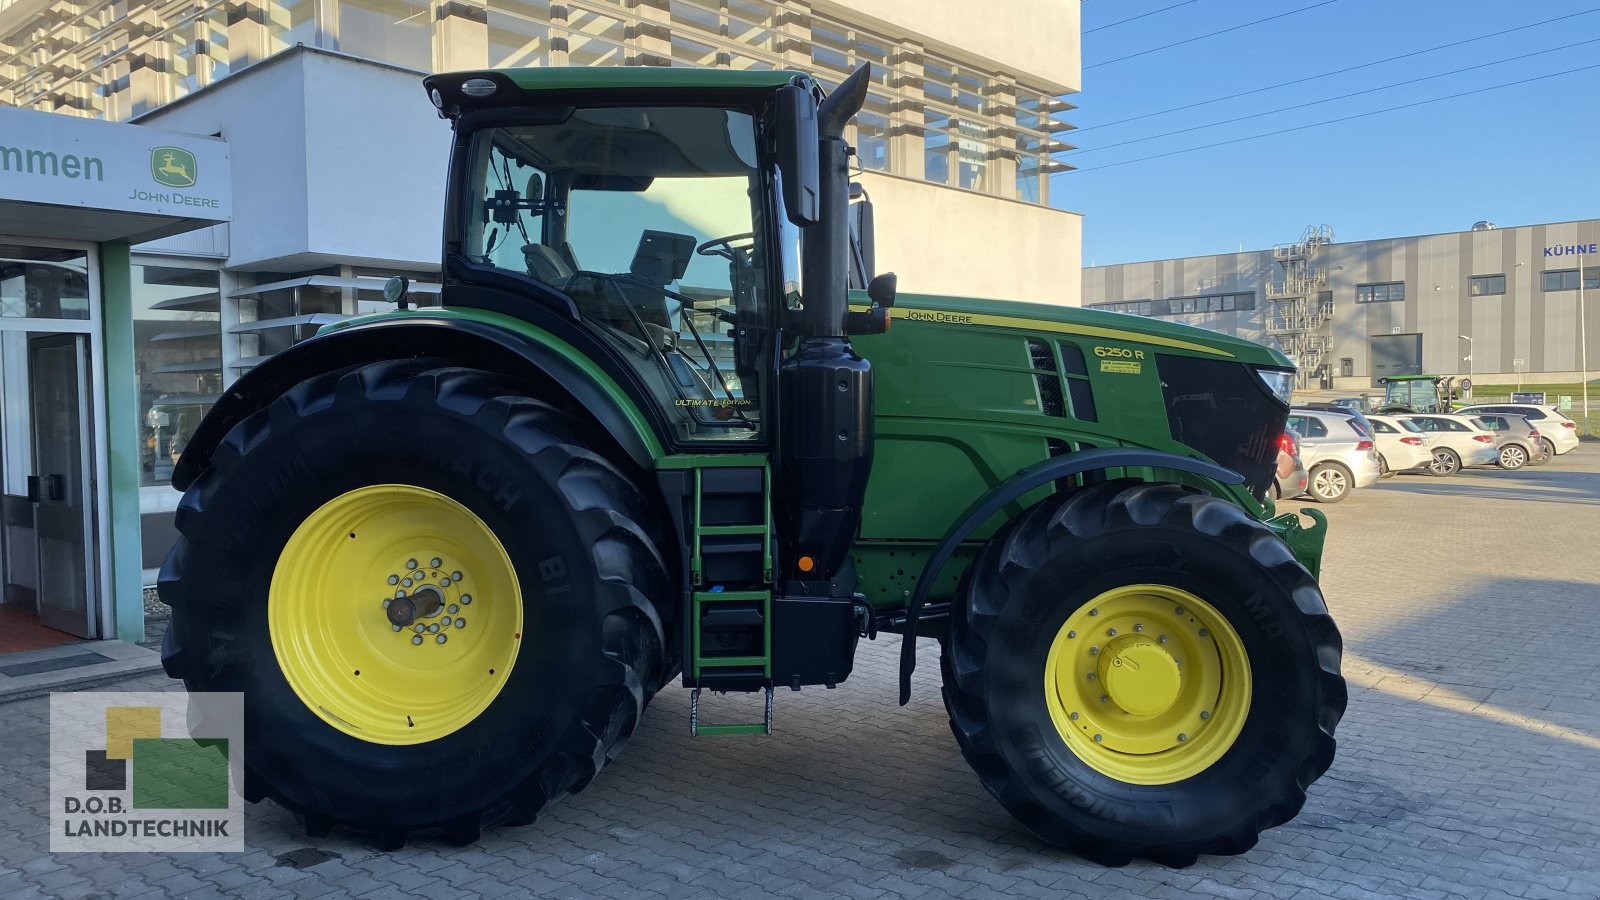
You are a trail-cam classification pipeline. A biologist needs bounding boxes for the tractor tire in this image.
[942,479,1345,867]
[160,361,672,847]
[1429,447,1461,477]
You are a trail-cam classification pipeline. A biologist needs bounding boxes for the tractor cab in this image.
[1377,374,1455,413]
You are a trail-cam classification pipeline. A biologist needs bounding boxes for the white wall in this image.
[826,0,1081,93]
[137,49,450,271]
[860,171,1082,306]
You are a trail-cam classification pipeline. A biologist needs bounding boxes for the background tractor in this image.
[159,64,1345,866]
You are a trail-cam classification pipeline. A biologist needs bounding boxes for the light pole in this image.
[1459,335,1472,401]
[1581,247,1590,438]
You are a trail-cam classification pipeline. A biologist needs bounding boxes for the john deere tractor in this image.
[160,64,1345,865]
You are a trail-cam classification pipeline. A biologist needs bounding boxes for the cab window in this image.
[461,107,770,442]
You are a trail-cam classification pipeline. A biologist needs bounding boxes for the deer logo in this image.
[149,147,197,188]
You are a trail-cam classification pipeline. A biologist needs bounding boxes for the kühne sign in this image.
[0,106,230,222]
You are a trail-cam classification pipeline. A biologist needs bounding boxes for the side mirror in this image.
[776,85,819,227]
[848,182,875,289]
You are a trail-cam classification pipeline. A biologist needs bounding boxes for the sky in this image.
[1056,0,1600,266]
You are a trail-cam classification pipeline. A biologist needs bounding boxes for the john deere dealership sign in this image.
[0,106,230,221]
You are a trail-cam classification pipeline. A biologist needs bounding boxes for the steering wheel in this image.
[695,233,755,262]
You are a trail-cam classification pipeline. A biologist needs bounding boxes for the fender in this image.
[172,312,663,492]
[895,446,1244,704]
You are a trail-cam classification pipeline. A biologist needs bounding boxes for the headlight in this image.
[1254,367,1295,407]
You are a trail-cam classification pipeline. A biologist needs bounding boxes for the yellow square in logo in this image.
[105,707,161,760]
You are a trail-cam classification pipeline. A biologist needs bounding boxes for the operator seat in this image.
[522,243,575,285]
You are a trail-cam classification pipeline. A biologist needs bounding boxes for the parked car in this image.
[1452,403,1580,457]
[1469,413,1549,469]
[1399,414,1501,475]
[1299,401,1376,442]
[1275,429,1309,500]
[1286,408,1381,502]
[1326,396,1378,415]
[1366,414,1434,476]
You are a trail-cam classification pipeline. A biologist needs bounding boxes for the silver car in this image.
[1469,413,1549,469]
[1286,408,1382,503]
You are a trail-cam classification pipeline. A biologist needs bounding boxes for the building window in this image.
[1144,292,1255,315]
[924,112,952,185]
[1356,282,1405,303]
[1469,274,1506,296]
[339,0,433,71]
[1542,267,1600,292]
[132,261,222,486]
[0,244,91,319]
[1087,300,1152,316]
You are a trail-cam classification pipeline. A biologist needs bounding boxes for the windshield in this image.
[460,107,770,442]
[1384,379,1442,412]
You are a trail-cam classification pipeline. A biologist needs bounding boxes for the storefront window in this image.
[0,245,91,319]
[132,262,221,486]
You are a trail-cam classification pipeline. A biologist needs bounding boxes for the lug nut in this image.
[395,589,406,599]
[440,577,451,587]
[392,624,402,632]
[414,623,425,633]
[461,594,472,605]
[1198,628,1209,638]
[1107,628,1117,637]
[436,634,448,644]
[455,618,466,628]
[1174,607,1184,615]
[431,557,443,568]
[452,571,463,581]
[388,575,399,585]
[1158,635,1169,644]
[440,618,450,629]
[1200,711,1211,720]
[402,578,413,588]
[1177,733,1188,742]
[449,604,460,614]
[1066,630,1076,639]
[1093,734,1103,742]
[428,624,439,633]
[382,599,391,608]
[1133,624,1144,632]
[1086,672,1096,680]
[406,559,418,570]
[1089,609,1099,617]
[1100,694,1109,703]
[1089,646,1100,655]
[1069,712,1079,721]
[412,635,423,645]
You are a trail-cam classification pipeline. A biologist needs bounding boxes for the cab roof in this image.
[477,66,804,93]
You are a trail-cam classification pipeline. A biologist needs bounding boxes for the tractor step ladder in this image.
[680,454,775,735]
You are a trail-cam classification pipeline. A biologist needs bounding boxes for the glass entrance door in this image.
[29,333,97,638]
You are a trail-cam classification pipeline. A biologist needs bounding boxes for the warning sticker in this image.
[1100,360,1142,375]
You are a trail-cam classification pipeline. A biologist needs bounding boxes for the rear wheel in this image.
[1498,443,1528,470]
[1307,463,1351,503]
[942,480,1345,866]
[1429,447,1461,476]
[160,362,672,847]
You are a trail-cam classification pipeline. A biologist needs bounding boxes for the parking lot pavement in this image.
[4,454,1600,899]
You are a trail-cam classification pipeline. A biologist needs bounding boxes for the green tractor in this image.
[159,64,1345,865]
[1375,373,1463,414]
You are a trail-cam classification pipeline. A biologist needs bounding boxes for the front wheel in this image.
[1498,443,1528,470]
[1377,454,1393,479]
[1539,437,1557,460]
[160,363,672,847]
[1429,447,1461,476]
[942,480,1345,866]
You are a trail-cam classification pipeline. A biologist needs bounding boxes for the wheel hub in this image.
[1043,584,1252,784]
[270,485,522,745]
[1099,638,1182,717]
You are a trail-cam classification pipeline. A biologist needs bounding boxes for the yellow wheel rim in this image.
[269,485,523,745]
[1042,584,1251,784]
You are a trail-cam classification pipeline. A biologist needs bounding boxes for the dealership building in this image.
[1083,219,1600,390]
[0,1,1082,658]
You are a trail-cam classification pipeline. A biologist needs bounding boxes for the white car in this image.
[1400,414,1501,476]
[1452,404,1580,457]
[1366,414,1434,476]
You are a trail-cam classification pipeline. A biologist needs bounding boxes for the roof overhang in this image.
[0,106,230,244]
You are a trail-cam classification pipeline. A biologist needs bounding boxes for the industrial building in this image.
[0,1,1082,653]
[1083,219,1600,390]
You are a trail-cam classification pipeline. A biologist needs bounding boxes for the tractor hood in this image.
[852,290,1293,369]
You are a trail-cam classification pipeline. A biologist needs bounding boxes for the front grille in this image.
[1155,354,1286,498]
